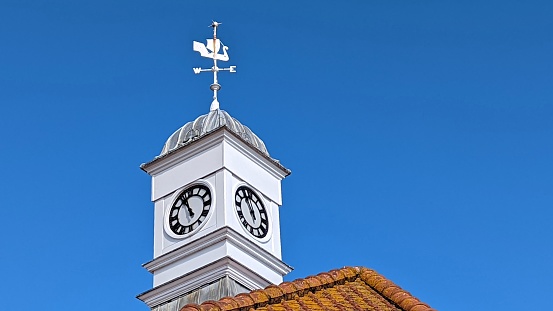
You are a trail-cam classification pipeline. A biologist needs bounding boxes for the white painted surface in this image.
[152,144,223,201]
[223,139,283,205]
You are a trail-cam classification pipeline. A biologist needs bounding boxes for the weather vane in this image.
[193,21,237,111]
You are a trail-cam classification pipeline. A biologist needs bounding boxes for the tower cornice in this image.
[141,126,291,179]
[142,226,292,275]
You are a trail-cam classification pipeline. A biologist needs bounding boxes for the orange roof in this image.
[179,267,436,311]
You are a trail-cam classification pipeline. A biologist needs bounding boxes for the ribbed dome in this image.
[160,109,269,157]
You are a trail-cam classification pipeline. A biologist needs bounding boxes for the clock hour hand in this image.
[184,199,195,218]
[245,197,256,222]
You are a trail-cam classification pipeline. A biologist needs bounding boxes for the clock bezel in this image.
[164,180,215,239]
[233,183,272,242]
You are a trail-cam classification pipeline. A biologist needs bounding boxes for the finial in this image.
[192,21,236,111]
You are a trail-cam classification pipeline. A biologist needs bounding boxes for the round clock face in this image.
[235,186,269,238]
[167,184,212,236]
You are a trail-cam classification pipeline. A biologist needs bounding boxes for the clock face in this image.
[167,184,212,236]
[235,186,269,238]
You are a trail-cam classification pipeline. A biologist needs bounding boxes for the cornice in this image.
[141,126,291,178]
[143,226,292,276]
[137,257,274,308]
[140,127,226,176]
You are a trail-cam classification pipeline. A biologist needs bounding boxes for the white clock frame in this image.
[232,182,273,243]
[163,180,216,240]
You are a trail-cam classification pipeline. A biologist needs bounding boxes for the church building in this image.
[137,22,436,311]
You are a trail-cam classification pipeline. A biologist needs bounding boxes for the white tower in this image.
[137,22,292,311]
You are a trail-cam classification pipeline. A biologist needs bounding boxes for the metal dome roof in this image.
[160,109,269,157]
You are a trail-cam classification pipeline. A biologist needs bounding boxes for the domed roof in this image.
[159,109,269,157]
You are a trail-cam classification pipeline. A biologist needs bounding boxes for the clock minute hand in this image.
[245,197,256,222]
[184,199,195,218]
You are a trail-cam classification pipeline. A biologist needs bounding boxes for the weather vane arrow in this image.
[192,21,237,111]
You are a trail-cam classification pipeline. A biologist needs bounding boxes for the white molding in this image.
[143,226,291,276]
[137,257,275,308]
[142,128,290,179]
[142,129,225,176]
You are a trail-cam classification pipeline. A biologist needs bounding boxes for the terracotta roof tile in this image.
[279,282,298,300]
[179,267,436,311]
[235,292,255,309]
[217,297,239,310]
[250,289,270,307]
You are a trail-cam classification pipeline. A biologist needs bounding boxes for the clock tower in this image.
[137,22,292,311]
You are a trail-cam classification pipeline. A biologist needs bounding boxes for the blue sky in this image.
[1,1,552,310]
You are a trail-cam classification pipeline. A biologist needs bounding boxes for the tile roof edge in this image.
[178,266,437,311]
[357,267,437,311]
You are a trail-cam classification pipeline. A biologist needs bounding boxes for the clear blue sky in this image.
[1,1,552,310]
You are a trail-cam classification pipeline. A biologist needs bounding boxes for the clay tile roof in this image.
[179,267,436,311]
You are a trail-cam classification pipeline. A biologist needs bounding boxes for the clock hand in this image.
[184,198,195,218]
[245,197,256,222]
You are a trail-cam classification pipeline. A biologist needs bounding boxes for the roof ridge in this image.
[179,266,436,311]
[358,267,437,311]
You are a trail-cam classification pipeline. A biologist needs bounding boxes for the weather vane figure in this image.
[193,21,237,111]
